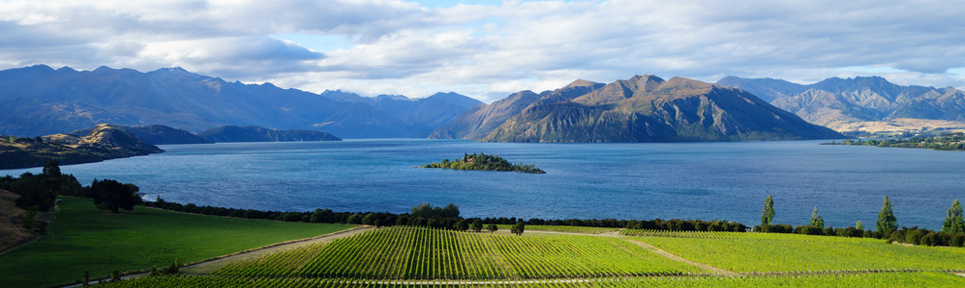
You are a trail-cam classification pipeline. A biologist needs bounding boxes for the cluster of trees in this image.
[0,161,84,212]
[421,153,546,174]
[756,195,965,247]
[0,161,142,215]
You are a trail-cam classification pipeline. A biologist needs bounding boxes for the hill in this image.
[466,75,841,143]
[0,124,163,169]
[0,65,480,139]
[70,124,212,145]
[428,80,604,140]
[717,76,965,134]
[197,126,341,142]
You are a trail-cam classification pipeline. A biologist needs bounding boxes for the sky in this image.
[1,0,964,103]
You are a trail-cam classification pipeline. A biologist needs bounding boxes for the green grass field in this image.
[633,232,965,273]
[0,197,354,288]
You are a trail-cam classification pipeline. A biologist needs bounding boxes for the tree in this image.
[511,221,525,236]
[454,219,469,231]
[471,219,483,232]
[43,160,61,178]
[362,213,377,225]
[91,179,141,213]
[761,195,775,228]
[877,196,898,235]
[346,214,362,224]
[311,208,335,223]
[486,223,498,233]
[943,199,964,234]
[856,220,864,231]
[808,207,824,229]
[441,203,460,218]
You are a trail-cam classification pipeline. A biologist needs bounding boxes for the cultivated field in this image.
[98,226,965,288]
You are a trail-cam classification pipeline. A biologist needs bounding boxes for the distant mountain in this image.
[428,80,605,140]
[716,76,808,102]
[320,91,483,137]
[197,126,341,142]
[432,76,841,143]
[1,124,162,169]
[717,76,965,132]
[70,124,212,145]
[478,75,842,142]
[0,65,480,138]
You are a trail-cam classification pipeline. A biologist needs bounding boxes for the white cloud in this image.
[0,0,964,102]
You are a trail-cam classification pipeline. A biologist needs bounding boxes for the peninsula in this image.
[826,133,965,151]
[0,124,163,169]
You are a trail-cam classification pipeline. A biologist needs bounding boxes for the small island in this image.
[823,133,965,151]
[421,153,546,174]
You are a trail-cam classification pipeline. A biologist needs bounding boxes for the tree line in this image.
[756,195,965,247]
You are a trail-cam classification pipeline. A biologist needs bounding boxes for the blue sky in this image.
[1,0,963,103]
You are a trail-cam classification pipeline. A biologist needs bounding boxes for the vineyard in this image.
[88,225,965,288]
[635,233,965,272]
[102,272,965,287]
[214,226,702,280]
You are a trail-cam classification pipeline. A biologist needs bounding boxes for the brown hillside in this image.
[0,190,33,253]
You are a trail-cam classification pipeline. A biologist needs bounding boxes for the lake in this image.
[3,139,963,230]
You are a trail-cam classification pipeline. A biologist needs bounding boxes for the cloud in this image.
[0,0,964,102]
[98,41,145,58]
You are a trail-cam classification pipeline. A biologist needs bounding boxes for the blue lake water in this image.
[3,139,963,230]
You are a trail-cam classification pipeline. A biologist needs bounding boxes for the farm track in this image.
[623,239,737,277]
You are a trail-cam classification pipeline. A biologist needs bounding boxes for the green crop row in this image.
[101,272,965,288]
[216,226,701,280]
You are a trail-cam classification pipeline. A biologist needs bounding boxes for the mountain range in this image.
[717,76,965,133]
[0,65,482,139]
[431,76,843,142]
[197,126,341,143]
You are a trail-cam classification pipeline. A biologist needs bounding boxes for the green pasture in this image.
[0,197,354,288]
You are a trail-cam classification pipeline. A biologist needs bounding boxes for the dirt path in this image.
[624,238,737,277]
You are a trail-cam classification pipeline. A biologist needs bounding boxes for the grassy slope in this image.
[635,233,965,272]
[0,197,354,288]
